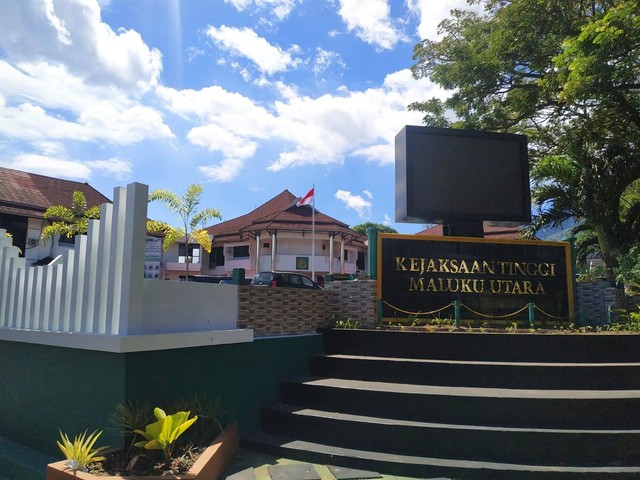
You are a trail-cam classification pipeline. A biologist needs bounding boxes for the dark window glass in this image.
[233,245,250,258]
[208,246,225,268]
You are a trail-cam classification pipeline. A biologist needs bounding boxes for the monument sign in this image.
[378,234,573,322]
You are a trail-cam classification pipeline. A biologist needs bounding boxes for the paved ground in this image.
[225,447,450,480]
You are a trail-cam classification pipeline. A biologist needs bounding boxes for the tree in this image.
[148,184,221,281]
[351,222,398,235]
[40,191,101,245]
[410,0,640,278]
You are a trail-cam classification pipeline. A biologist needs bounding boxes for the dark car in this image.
[178,275,226,283]
[250,272,324,290]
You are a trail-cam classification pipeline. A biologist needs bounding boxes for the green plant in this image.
[166,393,224,446]
[333,317,361,329]
[134,407,198,462]
[148,184,221,281]
[430,317,454,328]
[41,191,101,245]
[506,322,519,333]
[57,430,108,473]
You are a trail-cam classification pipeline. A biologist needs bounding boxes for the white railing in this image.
[0,182,251,352]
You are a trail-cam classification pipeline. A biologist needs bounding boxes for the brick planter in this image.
[46,422,239,480]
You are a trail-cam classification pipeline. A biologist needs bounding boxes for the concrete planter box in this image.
[46,423,239,480]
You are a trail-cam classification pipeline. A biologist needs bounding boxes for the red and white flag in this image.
[296,187,314,207]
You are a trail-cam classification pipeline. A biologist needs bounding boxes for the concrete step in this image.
[243,431,640,480]
[320,328,640,363]
[280,377,640,429]
[310,354,640,389]
[260,403,640,466]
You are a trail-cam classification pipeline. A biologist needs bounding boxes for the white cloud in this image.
[335,190,372,219]
[86,158,133,180]
[157,66,444,180]
[0,0,162,93]
[268,68,444,170]
[406,0,484,40]
[0,2,173,149]
[313,48,346,76]
[1,145,132,181]
[383,213,391,226]
[0,94,173,145]
[2,154,92,180]
[363,189,373,199]
[206,25,299,75]
[188,124,259,182]
[224,0,300,20]
[336,0,408,50]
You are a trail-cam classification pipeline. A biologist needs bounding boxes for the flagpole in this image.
[311,183,315,281]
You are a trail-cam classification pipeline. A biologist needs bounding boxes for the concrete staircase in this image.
[244,329,640,479]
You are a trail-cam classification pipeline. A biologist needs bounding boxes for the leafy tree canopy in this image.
[410,0,640,278]
[40,191,101,245]
[351,222,398,235]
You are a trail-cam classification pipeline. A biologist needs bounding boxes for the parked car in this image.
[251,272,324,290]
[178,275,226,283]
[218,277,252,285]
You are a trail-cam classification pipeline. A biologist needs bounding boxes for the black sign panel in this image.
[378,234,573,322]
[395,126,531,224]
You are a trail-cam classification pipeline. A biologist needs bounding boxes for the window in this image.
[208,246,224,268]
[357,251,365,271]
[57,235,76,245]
[178,244,200,264]
[233,245,250,258]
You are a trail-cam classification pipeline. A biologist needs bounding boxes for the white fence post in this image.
[110,182,147,335]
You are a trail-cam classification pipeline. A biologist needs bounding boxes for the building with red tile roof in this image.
[161,189,366,281]
[0,166,110,264]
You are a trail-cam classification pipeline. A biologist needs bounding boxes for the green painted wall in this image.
[0,334,323,457]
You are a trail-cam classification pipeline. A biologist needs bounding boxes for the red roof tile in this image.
[416,224,528,239]
[206,190,365,246]
[0,166,111,219]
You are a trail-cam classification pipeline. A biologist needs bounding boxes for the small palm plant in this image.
[57,430,108,473]
[134,407,198,465]
[148,184,221,281]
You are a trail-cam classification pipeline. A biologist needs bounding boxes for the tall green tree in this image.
[410,0,640,278]
[148,184,221,281]
[40,191,101,245]
[351,222,398,235]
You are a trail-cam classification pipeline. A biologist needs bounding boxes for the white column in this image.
[271,232,277,271]
[255,232,260,274]
[329,233,334,274]
[96,203,113,334]
[82,219,101,333]
[0,242,20,328]
[113,182,148,335]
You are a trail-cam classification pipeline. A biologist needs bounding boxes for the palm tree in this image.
[148,184,221,281]
[40,191,101,245]
[522,137,640,279]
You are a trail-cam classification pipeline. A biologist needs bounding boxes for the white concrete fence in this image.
[0,182,251,352]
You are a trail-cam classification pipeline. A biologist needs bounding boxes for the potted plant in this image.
[46,398,238,480]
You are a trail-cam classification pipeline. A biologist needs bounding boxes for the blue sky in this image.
[0,0,477,234]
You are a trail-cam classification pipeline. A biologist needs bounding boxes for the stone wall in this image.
[576,281,630,324]
[238,286,332,336]
[239,280,637,332]
[238,280,378,336]
[325,280,377,329]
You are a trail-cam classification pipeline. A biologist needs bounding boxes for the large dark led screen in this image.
[396,126,531,223]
